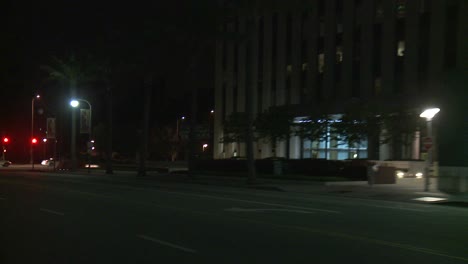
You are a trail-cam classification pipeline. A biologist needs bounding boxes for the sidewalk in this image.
[60,168,468,206]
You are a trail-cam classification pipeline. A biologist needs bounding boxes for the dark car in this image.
[2,160,12,167]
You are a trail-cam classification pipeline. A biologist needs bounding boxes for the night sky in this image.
[1,1,215,160]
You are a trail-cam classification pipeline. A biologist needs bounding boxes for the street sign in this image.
[423,137,433,150]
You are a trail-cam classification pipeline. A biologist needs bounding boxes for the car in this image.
[2,160,12,167]
[41,158,55,166]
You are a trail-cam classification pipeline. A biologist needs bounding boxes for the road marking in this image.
[39,208,65,216]
[136,234,197,253]
[225,207,314,214]
[159,191,341,214]
[365,204,431,212]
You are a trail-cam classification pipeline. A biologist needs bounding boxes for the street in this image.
[1,169,467,264]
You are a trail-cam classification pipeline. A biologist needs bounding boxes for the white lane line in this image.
[39,208,65,216]
[365,205,430,212]
[158,190,341,214]
[225,207,315,214]
[137,234,197,253]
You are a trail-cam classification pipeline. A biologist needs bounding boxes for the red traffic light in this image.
[2,137,8,143]
[31,138,38,144]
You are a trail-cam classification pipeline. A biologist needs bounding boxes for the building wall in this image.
[214,0,465,160]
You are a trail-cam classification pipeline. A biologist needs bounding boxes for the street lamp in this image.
[70,98,92,171]
[31,94,40,169]
[176,116,186,138]
[420,107,440,192]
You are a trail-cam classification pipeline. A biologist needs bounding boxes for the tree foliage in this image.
[222,112,250,144]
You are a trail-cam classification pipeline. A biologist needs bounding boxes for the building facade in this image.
[214,0,467,161]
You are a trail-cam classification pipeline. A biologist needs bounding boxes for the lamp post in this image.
[420,107,440,192]
[70,98,92,171]
[31,95,40,169]
[42,138,47,161]
[176,116,186,139]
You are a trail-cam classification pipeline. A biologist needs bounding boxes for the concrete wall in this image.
[438,167,468,194]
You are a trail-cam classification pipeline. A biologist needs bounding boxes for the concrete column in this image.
[214,38,224,159]
[323,0,336,100]
[341,0,355,100]
[251,18,259,117]
[381,0,396,96]
[360,0,375,99]
[290,13,302,104]
[379,129,391,160]
[276,13,287,106]
[427,1,446,94]
[404,0,420,96]
[412,130,420,160]
[237,18,246,112]
[262,13,273,111]
[289,135,301,159]
[226,22,235,115]
[306,3,319,104]
[277,141,287,158]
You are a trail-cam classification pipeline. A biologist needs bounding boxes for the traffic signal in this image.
[2,137,8,144]
[31,138,38,144]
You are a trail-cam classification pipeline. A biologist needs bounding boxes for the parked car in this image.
[2,160,12,167]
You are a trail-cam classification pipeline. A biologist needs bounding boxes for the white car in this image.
[41,158,55,166]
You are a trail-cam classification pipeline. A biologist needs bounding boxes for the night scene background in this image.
[1,1,468,263]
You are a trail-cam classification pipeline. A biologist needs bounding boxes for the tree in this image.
[255,106,294,157]
[41,54,95,170]
[294,115,331,158]
[222,112,250,145]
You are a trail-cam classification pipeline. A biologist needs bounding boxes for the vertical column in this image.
[289,135,301,159]
[381,0,396,96]
[404,0,420,96]
[290,13,302,104]
[427,1,446,94]
[306,3,319,104]
[341,0,355,100]
[260,13,273,157]
[214,39,224,159]
[237,18,246,112]
[262,13,273,111]
[226,23,235,115]
[412,130,420,160]
[360,0,375,99]
[323,0,336,100]
[276,13,287,106]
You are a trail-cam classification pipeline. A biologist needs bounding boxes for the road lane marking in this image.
[158,191,341,214]
[225,207,315,214]
[365,205,430,212]
[39,208,65,216]
[136,234,197,253]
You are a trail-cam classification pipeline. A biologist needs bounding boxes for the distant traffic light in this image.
[31,138,38,144]
[2,137,8,144]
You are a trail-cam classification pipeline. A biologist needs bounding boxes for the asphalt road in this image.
[1,170,467,264]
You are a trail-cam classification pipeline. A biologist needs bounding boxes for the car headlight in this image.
[396,171,405,178]
[415,172,423,178]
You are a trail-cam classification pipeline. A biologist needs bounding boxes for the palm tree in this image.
[41,54,93,171]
